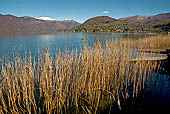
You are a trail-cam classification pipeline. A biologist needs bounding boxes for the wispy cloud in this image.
[103,11,110,14]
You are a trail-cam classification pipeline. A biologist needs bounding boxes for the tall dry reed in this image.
[0,36,167,114]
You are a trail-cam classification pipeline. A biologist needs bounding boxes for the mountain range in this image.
[0,14,80,36]
[69,13,170,33]
[0,13,170,37]
[119,13,170,23]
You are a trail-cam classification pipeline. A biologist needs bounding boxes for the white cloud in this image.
[103,11,110,14]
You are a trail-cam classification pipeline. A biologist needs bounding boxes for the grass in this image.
[0,35,170,114]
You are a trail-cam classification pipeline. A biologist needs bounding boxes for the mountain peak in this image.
[60,19,80,28]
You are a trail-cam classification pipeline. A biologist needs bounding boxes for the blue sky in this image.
[0,0,170,23]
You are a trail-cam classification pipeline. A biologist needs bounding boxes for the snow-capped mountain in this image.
[61,19,74,22]
[36,17,80,27]
[0,14,81,36]
[36,16,57,21]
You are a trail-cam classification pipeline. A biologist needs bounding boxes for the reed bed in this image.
[0,36,168,114]
[133,35,170,49]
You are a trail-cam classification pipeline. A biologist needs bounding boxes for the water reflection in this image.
[38,35,56,39]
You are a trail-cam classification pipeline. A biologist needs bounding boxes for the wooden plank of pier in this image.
[137,49,170,55]
[137,49,165,53]
[130,55,167,62]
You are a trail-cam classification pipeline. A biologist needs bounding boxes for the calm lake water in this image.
[0,32,155,58]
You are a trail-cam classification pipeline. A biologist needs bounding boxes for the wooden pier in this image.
[130,55,167,62]
[130,48,170,62]
[130,48,170,76]
[137,49,170,55]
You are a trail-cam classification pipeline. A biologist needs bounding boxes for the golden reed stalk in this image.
[0,35,169,114]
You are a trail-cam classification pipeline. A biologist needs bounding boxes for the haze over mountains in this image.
[0,12,170,36]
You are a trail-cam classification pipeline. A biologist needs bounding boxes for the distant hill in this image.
[145,13,170,23]
[0,14,80,36]
[119,13,170,23]
[82,16,117,26]
[60,19,80,28]
[119,15,151,23]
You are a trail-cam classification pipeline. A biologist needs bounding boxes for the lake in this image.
[0,32,155,58]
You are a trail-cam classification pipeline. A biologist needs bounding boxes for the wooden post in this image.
[167,49,170,62]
